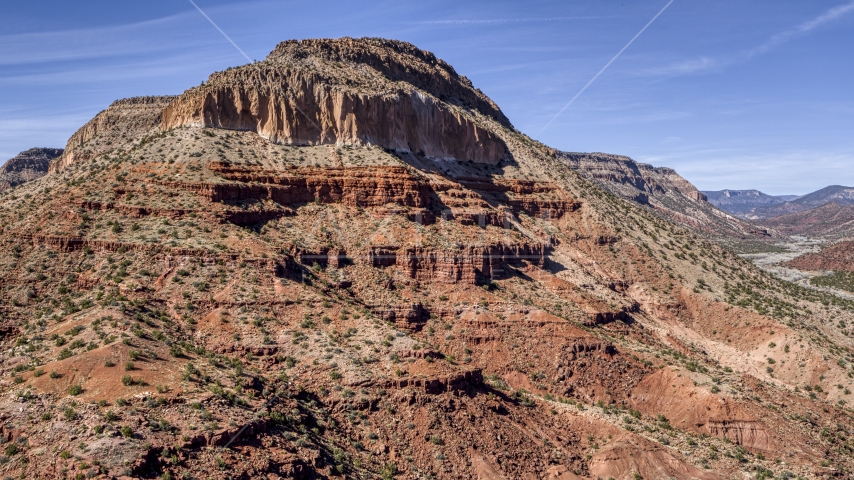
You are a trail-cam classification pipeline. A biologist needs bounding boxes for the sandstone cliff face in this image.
[0,147,62,192]
[50,96,176,172]
[162,38,507,164]
[268,38,510,127]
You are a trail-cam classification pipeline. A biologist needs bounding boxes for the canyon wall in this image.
[558,152,706,203]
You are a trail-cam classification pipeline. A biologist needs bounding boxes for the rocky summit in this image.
[1,38,854,479]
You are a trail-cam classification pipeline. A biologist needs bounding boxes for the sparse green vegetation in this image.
[812,271,854,293]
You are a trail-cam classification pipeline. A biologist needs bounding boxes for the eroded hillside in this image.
[0,38,853,480]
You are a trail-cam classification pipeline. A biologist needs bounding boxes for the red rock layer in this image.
[369,242,548,284]
[210,164,432,207]
[162,165,580,222]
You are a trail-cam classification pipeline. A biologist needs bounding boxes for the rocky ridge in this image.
[758,202,854,239]
[745,185,854,219]
[0,148,63,193]
[50,96,177,173]
[558,151,775,240]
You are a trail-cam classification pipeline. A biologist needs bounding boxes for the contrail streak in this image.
[187,0,253,63]
[538,0,675,135]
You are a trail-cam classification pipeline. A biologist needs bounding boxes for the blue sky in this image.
[1,1,852,195]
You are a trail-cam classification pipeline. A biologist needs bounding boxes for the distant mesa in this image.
[703,186,854,238]
[702,189,800,216]
[0,147,63,193]
[559,152,774,239]
[742,185,854,219]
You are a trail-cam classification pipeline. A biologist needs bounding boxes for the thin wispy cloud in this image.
[643,1,854,76]
[0,53,233,87]
[0,12,199,65]
[0,1,267,66]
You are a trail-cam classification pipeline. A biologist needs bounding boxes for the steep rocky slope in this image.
[703,189,800,216]
[0,148,63,193]
[746,185,854,219]
[1,38,853,479]
[558,152,774,241]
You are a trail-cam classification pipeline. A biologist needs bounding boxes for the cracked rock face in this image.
[162,38,508,164]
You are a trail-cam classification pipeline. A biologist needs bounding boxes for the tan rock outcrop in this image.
[162,38,507,164]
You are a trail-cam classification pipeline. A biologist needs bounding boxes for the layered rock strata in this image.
[557,151,776,239]
[369,242,548,284]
